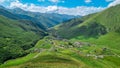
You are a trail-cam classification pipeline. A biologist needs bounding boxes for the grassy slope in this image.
[54,5,120,39]
[70,32,120,68]
[0,15,46,64]
[70,5,120,50]
[0,15,39,43]
[0,15,44,44]
[77,5,120,32]
[0,38,84,68]
[0,53,37,67]
[70,5,120,68]
[1,37,120,68]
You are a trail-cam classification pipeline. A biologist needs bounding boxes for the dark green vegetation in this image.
[0,7,47,64]
[0,4,120,68]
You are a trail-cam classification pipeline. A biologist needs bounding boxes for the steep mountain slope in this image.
[0,14,47,64]
[53,4,120,39]
[9,8,76,28]
[51,13,97,38]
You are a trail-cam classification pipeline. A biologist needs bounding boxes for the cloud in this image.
[0,0,5,3]
[10,0,28,9]
[56,6,105,16]
[9,0,105,16]
[108,0,120,7]
[10,0,58,13]
[85,0,92,3]
[48,0,65,3]
[0,0,16,3]
[49,0,59,3]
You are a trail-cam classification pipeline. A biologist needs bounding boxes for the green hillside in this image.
[51,14,97,38]
[53,4,120,39]
[0,15,46,64]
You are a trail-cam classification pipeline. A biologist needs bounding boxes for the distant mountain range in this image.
[0,5,77,28]
[9,8,76,28]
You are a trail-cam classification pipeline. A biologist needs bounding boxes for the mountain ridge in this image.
[9,8,77,28]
